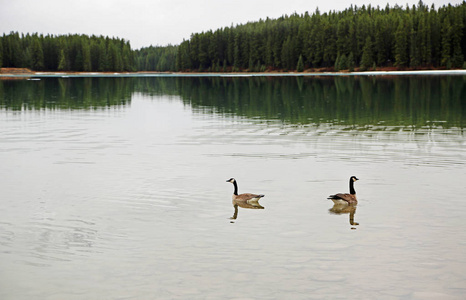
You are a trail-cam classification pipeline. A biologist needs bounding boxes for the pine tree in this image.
[233,32,241,71]
[58,49,67,70]
[82,40,92,71]
[394,18,409,68]
[0,39,3,68]
[31,38,44,70]
[281,36,292,70]
[297,54,304,72]
[265,32,274,67]
[334,55,340,71]
[429,7,441,66]
[409,18,421,68]
[122,42,133,71]
[347,52,355,71]
[441,16,453,68]
[90,39,100,71]
[248,56,254,71]
[338,53,347,71]
[419,14,432,66]
[8,32,24,67]
[74,50,83,71]
[360,37,374,71]
[98,40,108,71]
[451,9,464,68]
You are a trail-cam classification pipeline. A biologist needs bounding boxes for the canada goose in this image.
[327,176,359,205]
[226,178,264,203]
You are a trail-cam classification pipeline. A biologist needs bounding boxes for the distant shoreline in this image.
[1,68,465,78]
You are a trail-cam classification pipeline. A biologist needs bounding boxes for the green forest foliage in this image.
[134,45,177,71]
[175,2,466,71]
[0,33,135,72]
[1,1,465,72]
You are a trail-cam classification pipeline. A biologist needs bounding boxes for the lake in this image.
[1,75,465,299]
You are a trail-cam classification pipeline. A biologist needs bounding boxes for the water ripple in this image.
[179,121,465,168]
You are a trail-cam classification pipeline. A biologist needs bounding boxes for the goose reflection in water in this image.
[329,203,359,228]
[231,199,264,220]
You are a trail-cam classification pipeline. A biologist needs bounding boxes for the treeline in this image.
[134,45,177,71]
[176,1,466,71]
[0,33,135,71]
[0,31,180,72]
[1,1,465,72]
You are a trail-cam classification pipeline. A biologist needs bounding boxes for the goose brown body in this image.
[329,193,357,204]
[227,178,264,203]
[328,176,359,205]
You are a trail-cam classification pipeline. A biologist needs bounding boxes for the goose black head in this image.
[351,176,359,182]
[226,178,236,183]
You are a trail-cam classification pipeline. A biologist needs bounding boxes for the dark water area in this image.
[1,76,465,299]
[1,76,465,128]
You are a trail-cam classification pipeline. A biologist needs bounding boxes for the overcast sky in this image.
[0,0,463,49]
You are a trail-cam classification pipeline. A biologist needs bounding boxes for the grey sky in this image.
[0,0,462,49]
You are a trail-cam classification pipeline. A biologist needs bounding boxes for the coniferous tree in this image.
[347,52,355,71]
[451,8,464,68]
[265,30,274,67]
[82,39,92,71]
[58,49,67,71]
[410,18,421,68]
[122,41,133,71]
[281,36,292,70]
[297,54,304,72]
[394,18,409,68]
[23,48,32,69]
[75,50,83,71]
[360,37,374,71]
[338,53,348,71]
[0,39,3,68]
[8,33,24,67]
[31,37,44,70]
[98,40,108,71]
[90,39,100,71]
[429,6,442,66]
[441,15,453,68]
[419,13,431,66]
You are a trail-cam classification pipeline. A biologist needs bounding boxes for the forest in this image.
[0,1,465,72]
[0,34,134,72]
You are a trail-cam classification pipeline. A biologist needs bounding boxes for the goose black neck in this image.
[349,178,356,195]
[232,181,238,195]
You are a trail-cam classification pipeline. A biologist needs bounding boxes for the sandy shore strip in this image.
[1,69,465,78]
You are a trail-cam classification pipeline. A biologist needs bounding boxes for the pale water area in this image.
[0,76,465,299]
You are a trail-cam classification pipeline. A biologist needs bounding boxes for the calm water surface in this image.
[1,76,465,299]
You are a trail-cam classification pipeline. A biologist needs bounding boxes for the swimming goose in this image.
[327,176,359,205]
[226,178,264,203]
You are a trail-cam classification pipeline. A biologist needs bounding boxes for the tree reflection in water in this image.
[1,75,464,130]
